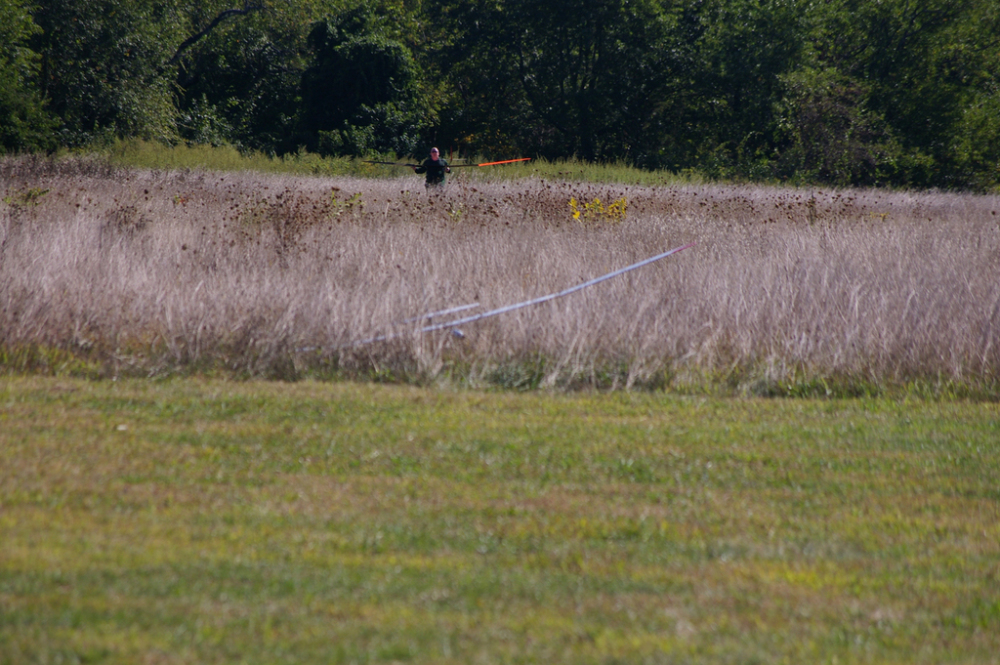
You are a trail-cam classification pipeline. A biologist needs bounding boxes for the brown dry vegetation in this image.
[2,155,999,393]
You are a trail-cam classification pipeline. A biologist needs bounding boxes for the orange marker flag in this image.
[477,157,532,166]
[450,158,532,168]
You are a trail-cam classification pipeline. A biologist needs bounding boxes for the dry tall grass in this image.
[2,156,998,393]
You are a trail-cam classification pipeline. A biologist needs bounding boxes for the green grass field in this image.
[2,376,998,664]
[95,139,701,186]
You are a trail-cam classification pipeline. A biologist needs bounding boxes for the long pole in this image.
[420,242,696,334]
[450,158,532,168]
[363,158,530,168]
[343,242,696,348]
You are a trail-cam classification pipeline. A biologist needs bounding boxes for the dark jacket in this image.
[415,158,449,186]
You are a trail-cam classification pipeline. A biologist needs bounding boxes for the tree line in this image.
[2,0,999,189]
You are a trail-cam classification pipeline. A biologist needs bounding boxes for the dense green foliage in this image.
[298,4,430,156]
[0,0,57,151]
[1,0,999,189]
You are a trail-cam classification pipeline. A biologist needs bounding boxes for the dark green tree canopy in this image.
[3,0,999,189]
[298,6,430,156]
[0,0,57,151]
[172,4,307,150]
[30,0,181,144]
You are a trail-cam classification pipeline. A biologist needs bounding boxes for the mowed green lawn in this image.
[1,377,998,664]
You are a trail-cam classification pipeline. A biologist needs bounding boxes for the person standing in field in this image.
[413,147,450,189]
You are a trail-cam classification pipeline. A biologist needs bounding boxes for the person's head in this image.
[430,147,440,160]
